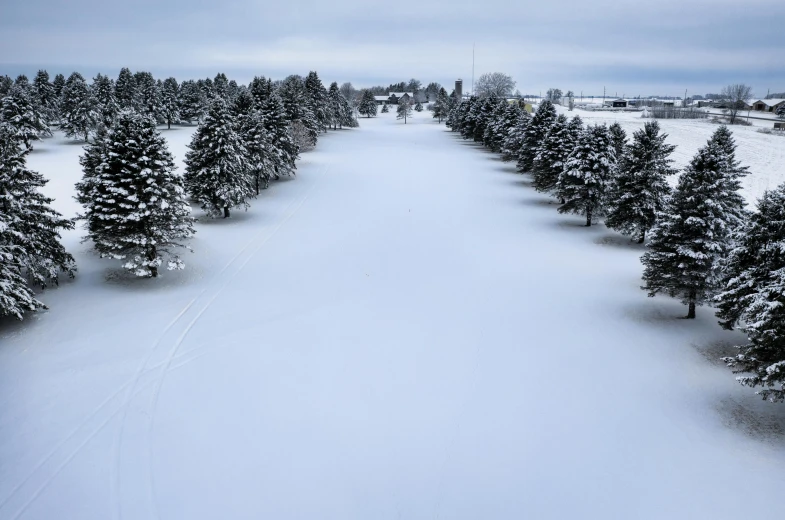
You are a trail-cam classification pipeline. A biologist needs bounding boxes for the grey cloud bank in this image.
[1,0,783,96]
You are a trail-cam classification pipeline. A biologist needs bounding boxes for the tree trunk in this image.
[148,246,158,278]
[637,229,645,244]
[223,207,230,218]
[168,120,171,130]
[585,208,592,227]
[686,290,696,319]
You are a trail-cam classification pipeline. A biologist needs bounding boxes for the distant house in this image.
[603,98,628,108]
[752,99,785,113]
[373,92,415,105]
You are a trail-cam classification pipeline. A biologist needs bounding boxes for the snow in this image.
[555,105,785,206]
[2,112,785,519]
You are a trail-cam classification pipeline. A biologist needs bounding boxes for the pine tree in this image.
[231,88,255,118]
[381,103,389,113]
[608,122,627,159]
[238,109,277,194]
[134,71,163,122]
[716,186,785,330]
[178,80,206,124]
[76,111,195,277]
[213,73,229,100]
[52,73,65,99]
[255,81,299,179]
[432,87,449,123]
[0,241,45,319]
[91,73,119,127]
[501,111,531,162]
[605,121,676,243]
[397,97,413,123]
[184,99,253,218]
[359,90,378,118]
[14,75,30,92]
[278,75,318,145]
[556,124,615,226]
[1,87,50,149]
[114,67,137,111]
[641,129,749,319]
[532,114,570,197]
[516,100,557,173]
[415,101,423,112]
[161,77,180,129]
[304,71,330,132]
[0,76,13,98]
[60,72,98,141]
[32,70,58,125]
[0,123,75,289]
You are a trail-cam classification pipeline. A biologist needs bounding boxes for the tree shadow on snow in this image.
[593,232,648,252]
[714,395,785,445]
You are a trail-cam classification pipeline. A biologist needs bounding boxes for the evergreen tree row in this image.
[444,98,785,402]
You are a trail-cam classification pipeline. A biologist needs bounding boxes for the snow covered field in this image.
[2,112,785,519]
[559,106,785,205]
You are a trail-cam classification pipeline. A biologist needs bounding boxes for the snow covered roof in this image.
[388,92,414,98]
[753,98,785,106]
[374,96,389,102]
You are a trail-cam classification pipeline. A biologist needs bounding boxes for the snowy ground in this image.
[557,105,785,206]
[1,112,785,520]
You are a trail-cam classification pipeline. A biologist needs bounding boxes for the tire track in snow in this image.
[0,171,323,520]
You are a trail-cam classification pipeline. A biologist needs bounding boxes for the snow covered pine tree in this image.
[556,124,615,226]
[397,97,413,123]
[516,100,557,173]
[76,111,195,277]
[0,123,75,295]
[605,121,676,243]
[359,90,378,118]
[184,99,254,218]
[641,126,748,318]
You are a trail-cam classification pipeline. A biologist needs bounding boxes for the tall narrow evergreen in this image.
[91,73,119,127]
[213,73,229,100]
[52,73,65,98]
[255,80,298,178]
[556,124,615,226]
[114,67,137,110]
[0,76,13,97]
[60,72,98,141]
[134,71,162,122]
[278,75,318,145]
[605,121,676,243]
[184,99,253,218]
[32,70,58,125]
[501,112,530,162]
[641,129,748,319]
[304,71,330,132]
[532,114,569,197]
[397,97,413,123]
[432,88,449,123]
[608,122,627,159]
[161,77,180,129]
[238,110,276,194]
[359,90,378,118]
[178,79,206,124]
[516,100,557,173]
[0,124,75,289]
[76,111,195,277]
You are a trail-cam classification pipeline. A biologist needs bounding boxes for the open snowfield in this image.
[557,105,785,205]
[2,112,785,519]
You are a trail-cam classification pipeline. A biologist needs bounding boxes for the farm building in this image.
[603,99,628,108]
[751,99,785,113]
[374,92,415,105]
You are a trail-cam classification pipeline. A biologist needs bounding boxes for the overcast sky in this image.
[1,0,783,97]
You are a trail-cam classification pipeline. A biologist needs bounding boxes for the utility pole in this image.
[471,43,475,96]
[603,86,606,105]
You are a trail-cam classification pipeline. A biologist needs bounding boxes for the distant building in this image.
[373,92,415,105]
[455,79,463,100]
[603,98,628,108]
[752,99,785,113]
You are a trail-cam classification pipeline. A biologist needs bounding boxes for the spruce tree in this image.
[161,77,180,129]
[114,67,137,111]
[213,73,229,100]
[0,241,45,319]
[501,112,531,162]
[608,122,627,159]
[359,90,378,118]
[641,129,749,319]
[14,75,30,91]
[76,111,195,277]
[556,124,615,226]
[716,186,785,330]
[59,72,98,141]
[415,101,423,112]
[432,88,449,123]
[52,73,65,99]
[238,109,276,194]
[184,99,253,218]
[605,121,676,243]
[255,81,298,179]
[278,75,318,145]
[178,80,206,124]
[0,124,75,289]
[304,71,330,132]
[516,100,557,173]
[722,266,785,402]
[134,71,163,122]
[381,103,389,113]
[92,73,119,128]
[1,87,50,149]
[397,97,413,123]
[532,114,570,197]
[32,70,57,125]
[0,76,13,98]
[327,82,344,129]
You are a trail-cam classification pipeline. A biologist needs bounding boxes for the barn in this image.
[752,99,785,113]
[603,99,628,108]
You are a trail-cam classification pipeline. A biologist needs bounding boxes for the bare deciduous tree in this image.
[720,84,752,124]
[475,72,516,98]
